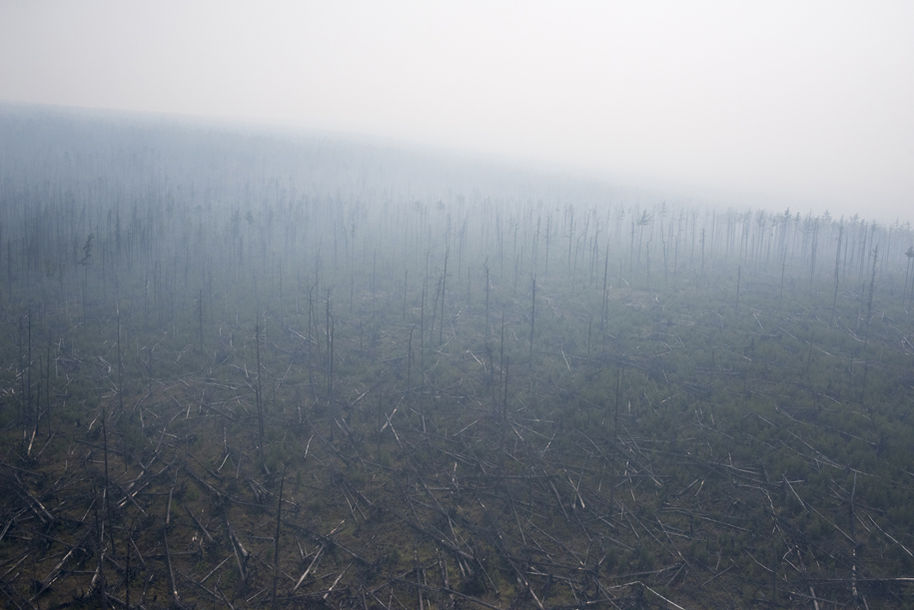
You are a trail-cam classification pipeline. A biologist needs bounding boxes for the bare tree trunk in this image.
[325,293,334,406]
[272,468,285,609]
[735,265,741,314]
[255,319,265,467]
[529,276,536,363]
[860,246,878,406]
[832,225,844,324]
[116,302,124,415]
[440,246,448,345]
[406,325,414,391]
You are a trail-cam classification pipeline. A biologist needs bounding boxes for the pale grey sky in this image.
[1,1,912,223]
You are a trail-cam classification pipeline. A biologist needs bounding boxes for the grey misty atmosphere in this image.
[1,3,913,609]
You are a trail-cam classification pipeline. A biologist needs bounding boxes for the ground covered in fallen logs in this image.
[2,109,914,608]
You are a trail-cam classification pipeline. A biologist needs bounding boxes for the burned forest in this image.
[2,108,914,608]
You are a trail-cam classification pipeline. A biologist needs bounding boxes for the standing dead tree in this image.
[255,319,265,468]
[529,276,536,363]
[832,224,844,325]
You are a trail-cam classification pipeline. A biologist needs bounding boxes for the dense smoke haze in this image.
[1,1,912,223]
[3,5,914,607]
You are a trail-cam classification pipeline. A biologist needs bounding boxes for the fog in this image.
[1,1,912,223]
